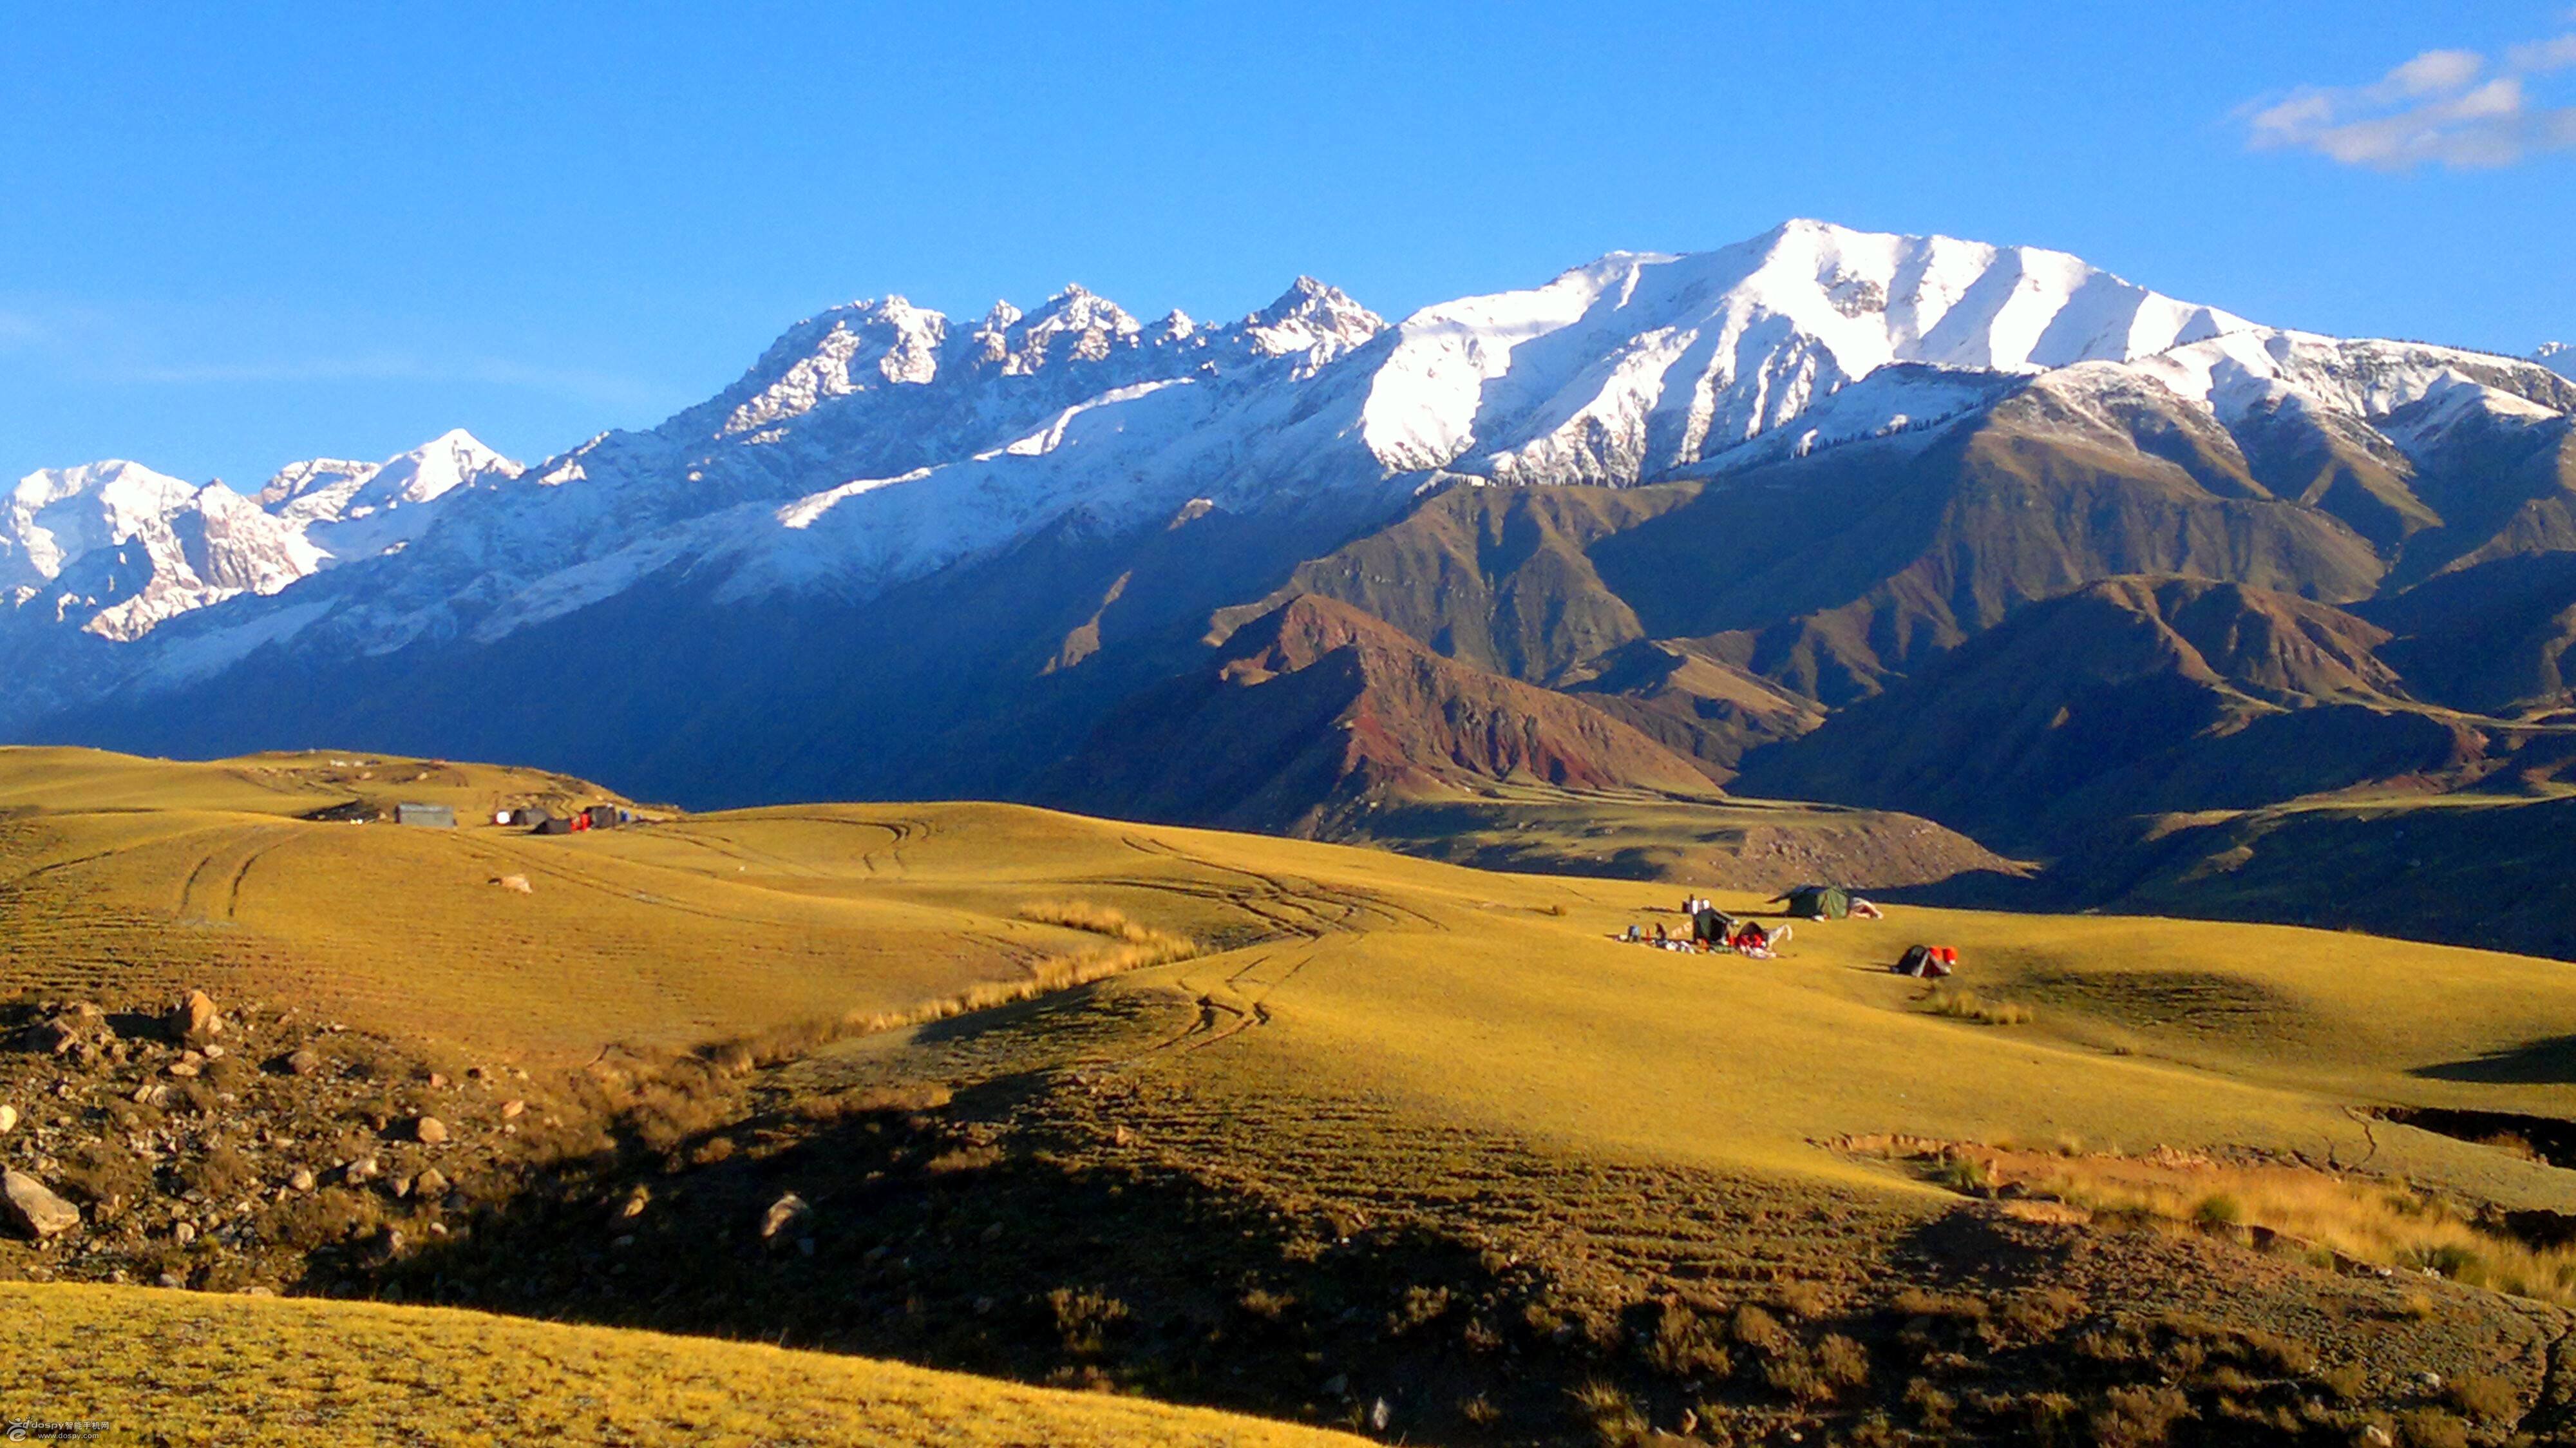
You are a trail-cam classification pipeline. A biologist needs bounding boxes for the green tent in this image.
[1781,885,1850,920]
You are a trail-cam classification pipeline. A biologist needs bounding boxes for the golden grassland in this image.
[19,745,2576,1437]
[12,743,2576,1203]
[0,1281,1363,1447]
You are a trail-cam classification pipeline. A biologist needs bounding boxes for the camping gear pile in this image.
[1617,882,1887,961]
[1619,908,1794,959]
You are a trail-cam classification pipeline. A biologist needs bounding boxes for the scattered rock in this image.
[415,1168,450,1199]
[759,1192,811,1241]
[424,1072,447,1089]
[1,1170,80,1239]
[386,1176,414,1201]
[618,1185,650,1220]
[172,1221,196,1246]
[287,1168,316,1194]
[283,1048,323,1078]
[1370,1398,1391,1433]
[498,1099,525,1120]
[164,1060,201,1080]
[493,874,533,895]
[0,1103,15,1135]
[413,1116,450,1145]
[202,1044,225,1060]
[2363,1426,2393,1448]
[168,991,222,1044]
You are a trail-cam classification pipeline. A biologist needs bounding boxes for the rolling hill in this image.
[14,747,2576,1442]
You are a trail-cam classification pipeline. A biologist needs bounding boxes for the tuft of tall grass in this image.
[1924,985,2034,1026]
[1929,1141,2576,1310]
[702,911,1202,1075]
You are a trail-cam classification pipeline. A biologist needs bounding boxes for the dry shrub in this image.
[1459,1393,1502,1429]
[1730,1303,1794,1357]
[2090,1385,2191,1447]
[1904,1378,1957,1431]
[1998,1286,2085,1340]
[1892,1287,1989,1322]
[1237,1287,1295,1322]
[1046,1287,1131,1356]
[923,1145,1001,1175]
[1566,1381,1649,1447]
[1643,1301,1732,1379]
[2445,1370,2517,1424]
[1386,1284,1453,1337]
[1815,1333,1870,1391]
[177,1142,258,1202]
[1924,985,2034,1026]
[2397,1407,2470,1448]
[793,1083,952,1124]
[1771,1279,1830,1319]
[56,1140,151,1212]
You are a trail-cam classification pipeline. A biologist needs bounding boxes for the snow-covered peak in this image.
[693,297,951,439]
[6,460,203,591]
[1242,276,1385,371]
[265,428,520,524]
[5,460,322,637]
[2538,342,2575,380]
[974,285,1144,374]
[1354,220,2251,481]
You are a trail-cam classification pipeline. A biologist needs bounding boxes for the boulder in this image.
[3,1170,80,1238]
[759,1192,811,1241]
[282,1048,323,1078]
[287,1168,316,1194]
[167,991,222,1044]
[413,1116,450,1145]
[0,1103,16,1135]
[414,1168,450,1199]
[498,1099,526,1120]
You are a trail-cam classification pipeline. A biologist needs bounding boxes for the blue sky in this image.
[3,1,2571,488]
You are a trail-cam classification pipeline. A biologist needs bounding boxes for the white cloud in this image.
[2248,28,2576,169]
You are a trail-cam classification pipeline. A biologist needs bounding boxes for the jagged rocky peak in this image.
[972,284,1144,373]
[2538,342,2575,380]
[706,297,954,437]
[1242,276,1384,368]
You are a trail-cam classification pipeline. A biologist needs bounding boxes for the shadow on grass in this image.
[2412,1036,2576,1086]
[318,1068,1616,1443]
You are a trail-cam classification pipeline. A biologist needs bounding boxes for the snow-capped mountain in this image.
[10,220,2575,805]
[4,462,319,641]
[2539,342,2575,380]
[258,429,524,564]
[4,431,516,642]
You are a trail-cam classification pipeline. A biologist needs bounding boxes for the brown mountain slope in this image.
[1241,370,2390,718]
[1555,636,1826,777]
[2363,553,2576,716]
[1046,595,1717,835]
[1735,576,2485,849]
